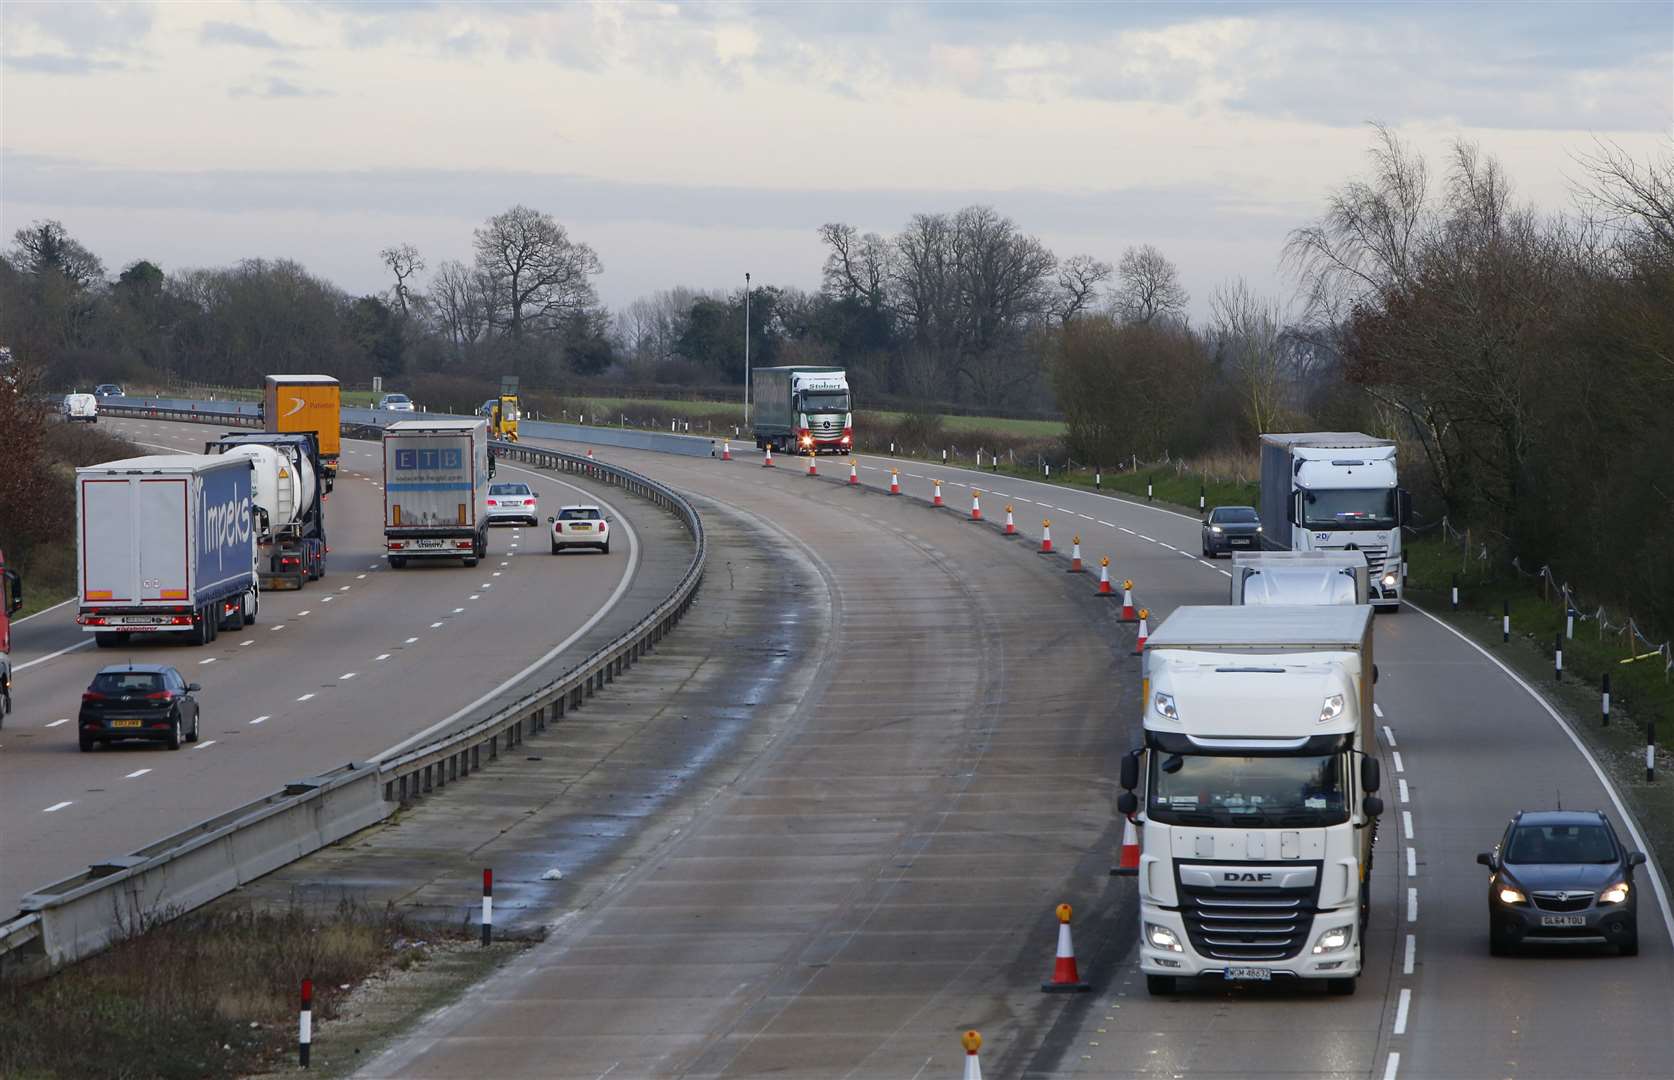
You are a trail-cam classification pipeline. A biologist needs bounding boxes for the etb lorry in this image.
[1258,433,1411,611]
[264,375,341,491]
[76,455,260,647]
[750,366,852,454]
[1115,605,1383,997]
[382,419,492,568]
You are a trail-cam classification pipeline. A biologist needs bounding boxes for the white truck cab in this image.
[1230,551,1370,606]
[1117,605,1383,997]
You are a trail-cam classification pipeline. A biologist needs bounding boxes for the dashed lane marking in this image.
[340,672,357,680]
[1374,703,1385,718]
[46,718,70,728]
[125,769,151,778]
[404,637,418,645]
[1403,933,1416,975]
[375,653,391,661]
[1402,810,1414,840]
[297,693,316,702]
[271,624,286,631]
[429,621,444,629]
[1393,987,1412,1034]
[193,740,217,750]
[1407,888,1419,922]
[469,594,480,600]
[1407,847,1417,877]
[1382,724,1397,747]
[1384,1053,1401,1080]
[1393,751,1405,772]
[43,802,72,813]
[199,658,216,665]
[452,607,465,614]
[1398,778,1410,804]
[250,716,269,725]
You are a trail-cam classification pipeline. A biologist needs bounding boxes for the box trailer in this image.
[382,419,491,567]
[264,375,341,491]
[750,366,852,454]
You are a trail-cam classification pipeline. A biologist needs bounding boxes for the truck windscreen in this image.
[1149,752,1348,827]
[800,392,850,412]
[1301,488,1396,529]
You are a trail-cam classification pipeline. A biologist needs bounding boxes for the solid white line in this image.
[375,653,391,661]
[1393,751,1405,773]
[1398,778,1410,804]
[1382,724,1397,747]
[250,716,269,725]
[1393,987,1411,1035]
[16,639,94,671]
[1406,847,1417,877]
[125,768,151,778]
[1374,703,1385,718]
[1407,888,1418,922]
[1402,810,1414,840]
[43,801,72,813]
[297,693,315,702]
[193,740,216,750]
[1403,933,1416,974]
[1409,600,1674,943]
[1384,1052,1401,1080]
[11,597,75,624]
[45,717,70,728]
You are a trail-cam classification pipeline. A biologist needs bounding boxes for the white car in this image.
[486,482,540,526]
[62,392,98,423]
[549,505,610,554]
[377,393,416,412]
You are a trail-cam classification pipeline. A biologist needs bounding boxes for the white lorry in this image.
[76,455,260,647]
[1230,552,1370,606]
[1258,433,1410,611]
[382,418,492,568]
[750,366,852,455]
[1116,605,1383,996]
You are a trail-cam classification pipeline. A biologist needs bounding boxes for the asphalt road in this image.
[360,438,1671,1079]
[0,417,686,917]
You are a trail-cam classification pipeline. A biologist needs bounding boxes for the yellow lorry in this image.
[486,377,520,442]
[264,375,341,490]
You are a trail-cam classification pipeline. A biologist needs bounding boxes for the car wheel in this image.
[1145,975,1176,996]
[1327,977,1356,996]
[601,541,611,555]
[1619,923,1639,956]
[551,542,561,555]
[1489,926,1512,956]
[185,711,199,743]
[167,715,182,751]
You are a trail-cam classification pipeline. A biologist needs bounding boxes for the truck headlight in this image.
[1153,691,1180,722]
[1318,693,1345,724]
[1312,927,1351,954]
[1497,887,1526,905]
[1600,882,1630,904]
[1146,923,1183,952]
[1381,572,1398,587]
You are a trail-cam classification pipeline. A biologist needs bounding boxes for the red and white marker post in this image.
[299,979,313,1068]
[482,868,493,946]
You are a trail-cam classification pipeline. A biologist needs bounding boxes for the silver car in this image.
[377,393,416,412]
[486,482,540,527]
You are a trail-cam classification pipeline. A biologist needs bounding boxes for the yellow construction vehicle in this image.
[487,377,520,442]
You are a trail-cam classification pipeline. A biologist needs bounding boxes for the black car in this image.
[1477,810,1645,956]
[79,664,201,751]
[1202,505,1262,557]
[94,383,125,397]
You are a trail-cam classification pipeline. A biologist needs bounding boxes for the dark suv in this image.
[79,665,201,751]
[1202,506,1262,557]
[1477,810,1645,956]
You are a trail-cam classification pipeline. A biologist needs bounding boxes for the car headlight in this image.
[1210,525,1223,533]
[1146,923,1183,952]
[1153,691,1180,722]
[1318,693,1345,724]
[1381,572,1398,587]
[1600,882,1630,904]
[1311,927,1351,954]
[1255,525,1262,532]
[1497,886,1526,905]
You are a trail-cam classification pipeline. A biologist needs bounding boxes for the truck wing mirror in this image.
[1116,791,1139,817]
[1289,492,1300,526]
[1362,795,1384,818]
[1360,756,1381,793]
[1398,489,1413,526]
[1476,852,1497,869]
[1119,751,1139,791]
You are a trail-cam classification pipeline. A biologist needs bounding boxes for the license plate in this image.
[111,719,143,728]
[114,616,162,626]
[569,524,591,531]
[410,539,446,549]
[1540,915,1586,927]
[1231,538,1252,545]
[1224,967,1272,981]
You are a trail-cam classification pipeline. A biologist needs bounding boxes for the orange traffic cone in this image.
[1068,535,1083,573]
[962,1031,983,1080]
[932,479,943,507]
[1004,506,1016,535]
[889,468,900,495]
[1120,581,1139,623]
[970,490,982,521]
[807,454,818,477]
[763,445,775,468]
[1039,519,1053,554]
[848,459,859,485]
[1112,816,1141,876]
[1041,903,1090,993]
[1131,608,1150,656]
[721,440,732,461]
[1096,557,1114,595]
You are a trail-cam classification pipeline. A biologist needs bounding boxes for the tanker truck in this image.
[205,432,327,589]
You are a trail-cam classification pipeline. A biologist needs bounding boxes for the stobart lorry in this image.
[1116,605,1383,996]
[750,366,852,454]
[264,375,341,491]
[382,419,491,568]
[76,455,259,647]
[1258,433,1410,611]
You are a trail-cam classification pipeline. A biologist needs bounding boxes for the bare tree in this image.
[1209,277,1288,435]
[1051,254,1112,324]
[472,205,602,339]
[379,242,425,319]
[818,222,890,308]
[1112,244,1188,325]
[1574,138,1674,268]
[9,220,105,290]
[427,259,494,358]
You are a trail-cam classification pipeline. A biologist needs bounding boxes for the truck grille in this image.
[1532,891,1594,913]
[1177,865,1322,962]
[809,417,843,437]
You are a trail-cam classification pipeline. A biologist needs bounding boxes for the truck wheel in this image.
[1145,975,1176,996]
[463,557,478,568]
[95,631,130,648]
[1327,977,1357,996]
[243,590,258,626]
[389,556,407,569]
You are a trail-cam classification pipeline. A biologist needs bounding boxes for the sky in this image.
[2,1,1670,323]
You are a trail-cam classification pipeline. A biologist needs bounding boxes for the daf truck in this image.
[205,432,327,589]
[1115,605,1383,996]
[1230,552,1370,606]
[264,375,341,491]
[0,547,21,724]
[1258,433,1410,611]
[382,418,492,568]
[750,366,852,454]
[76,455,260,647]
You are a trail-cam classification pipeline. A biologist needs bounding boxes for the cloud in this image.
[200,20,290,50]
[229,77,330,99]
[4,53,125,75]
[1,0,153,74]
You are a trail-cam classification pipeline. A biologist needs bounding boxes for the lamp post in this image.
[743,271,751,431]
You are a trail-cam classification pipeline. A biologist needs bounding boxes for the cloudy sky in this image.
[3,1,1669,321]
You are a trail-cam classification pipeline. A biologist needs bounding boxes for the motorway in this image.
[354,438,1672,1079]
[0,416,689,917]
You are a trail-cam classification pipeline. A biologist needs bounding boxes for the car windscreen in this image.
[1506,824,1618,864]
[559,508,601,520]
[1214,508,1259,523]
[490,484,529,496]
[385,394,409,402]
[90,672,165,694]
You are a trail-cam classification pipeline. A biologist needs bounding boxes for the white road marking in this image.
[375,653,391,661]
[1079,513,1094,520]
[430,621,444,628]
[452,607,465,614]
[492,571,502,577]
[297,693,316,702]
[193,740,217,750]
[46,718,70,728]
[500,562,509,567]
[1393,987,1412,1035]
[199,657,216,665]
[1382,724,1397,747]
[338,585,351,592]
[1407,888,1419,922]
[404,637,418,644]
[469,594,480,600]
[1118,525,1135,535]
[1057,506,1074,513]
[368,563,379,569]
[1383,1052,1401,1080]
[483,583,493,588]
[1392,751,1405,773]
[321,596,334,603]
[240,640,253,647]
[1407,847,1417,877]
[298,610,311,616]
[1403,933,1416,975]
[125,768,151,778]
[1402,810,1414,840]
[1374,703,1385,718]
[1218,568,1233,578]
[1138,534,1155,542]
[11,597,76,624]
[1159,542,1176,550]
[340,672,357,680]
[16,639,94,671]
[250,716,269,725]
[1398,778,1410,803]
[43,802,72,813]
[271,623,286,631]
[357,574,367,580]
